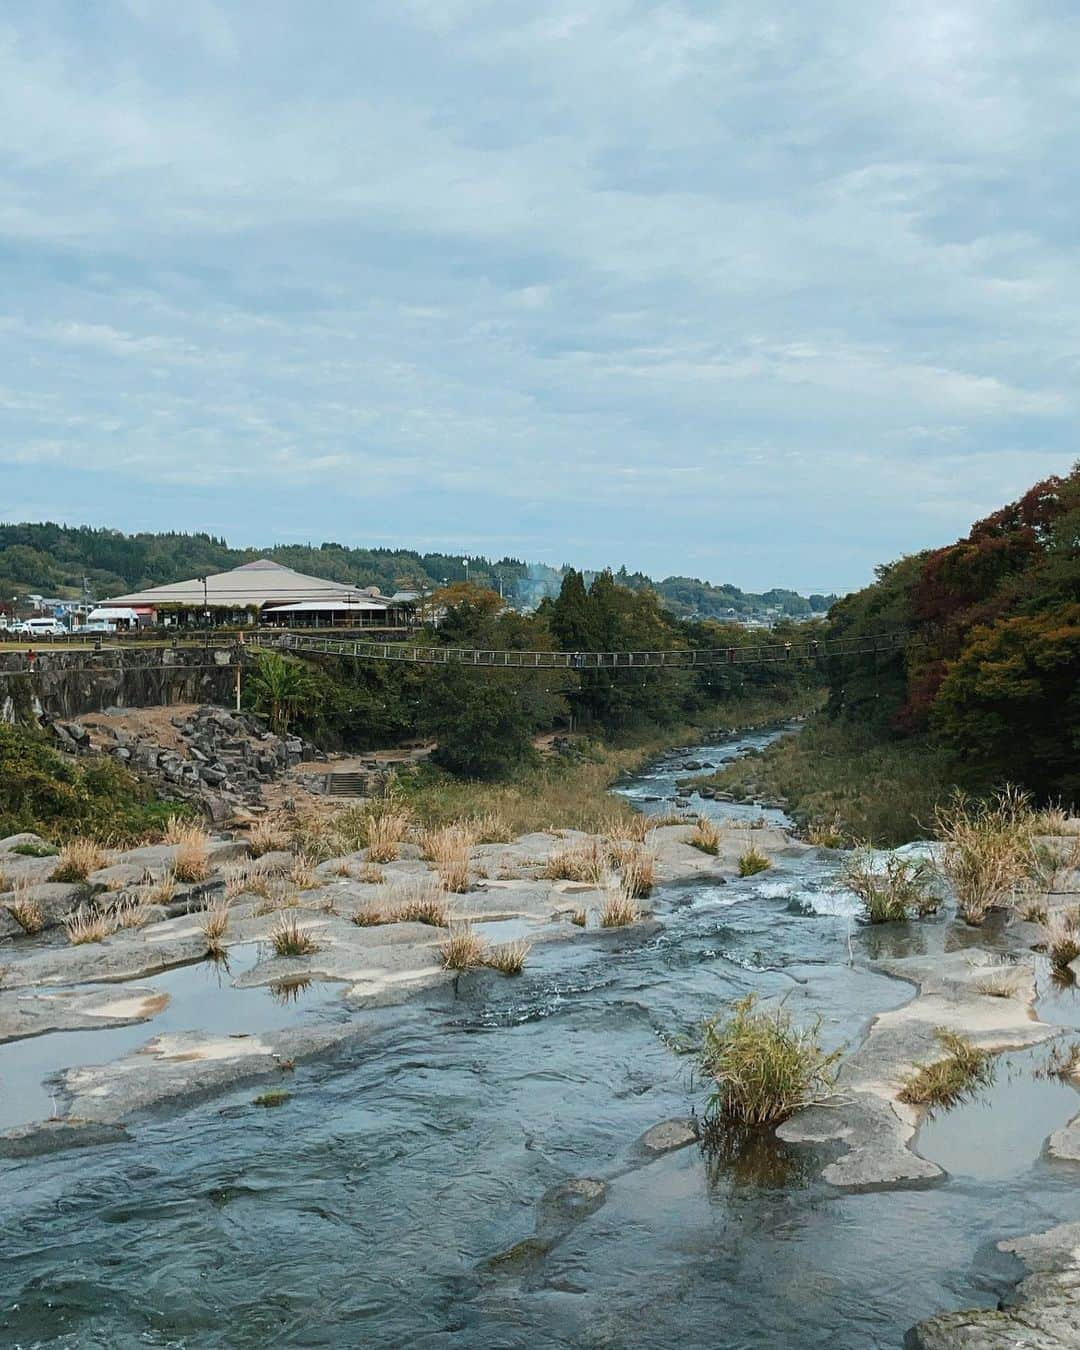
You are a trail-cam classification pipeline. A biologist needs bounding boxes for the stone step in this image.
[324,772,368,798]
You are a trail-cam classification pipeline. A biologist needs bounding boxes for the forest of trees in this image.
[826,463,1079,801]
[244,570,824,778]
[0,523,831,620]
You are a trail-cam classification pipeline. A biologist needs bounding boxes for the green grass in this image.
[898,1030,994,1109]
[738,845,771,877]
[698,994,841,1127]
[390,690,821,838]
[252,1089,291,1108]
[8,841,59,857]
[842,848,940,923]
[692,714,954,846]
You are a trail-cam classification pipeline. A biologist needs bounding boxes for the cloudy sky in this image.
[1,2,1077,592]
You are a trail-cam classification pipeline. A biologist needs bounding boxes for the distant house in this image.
[106,559,412,629]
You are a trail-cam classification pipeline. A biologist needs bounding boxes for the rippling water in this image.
[3,726,1079,1348]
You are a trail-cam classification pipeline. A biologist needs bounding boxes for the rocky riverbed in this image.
[2,728,1080,1347]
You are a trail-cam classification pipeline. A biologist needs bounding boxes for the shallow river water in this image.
[2,727,1079,1348]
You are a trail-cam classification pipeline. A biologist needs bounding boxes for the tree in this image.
[423,668,538,778]
[244,651,319,734]
[931,605,1080,800]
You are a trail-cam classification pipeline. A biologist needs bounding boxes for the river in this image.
[2,724,1079,1347]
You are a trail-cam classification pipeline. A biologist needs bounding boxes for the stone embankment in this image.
[0,646,237,723]
[46,705,320,820]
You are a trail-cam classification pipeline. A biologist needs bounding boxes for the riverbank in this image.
[690,712,954,844]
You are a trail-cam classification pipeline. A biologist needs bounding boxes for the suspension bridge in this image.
[248,628,915,669]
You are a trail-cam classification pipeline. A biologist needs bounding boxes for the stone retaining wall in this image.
[0,647,238,723]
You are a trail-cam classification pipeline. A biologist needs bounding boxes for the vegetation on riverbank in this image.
[0,723,187,844]
[699,994,841,1127]
[692,716,953,845]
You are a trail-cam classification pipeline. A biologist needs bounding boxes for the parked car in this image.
[14,618,69,638]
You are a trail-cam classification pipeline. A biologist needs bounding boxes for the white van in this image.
[19,618,68,638]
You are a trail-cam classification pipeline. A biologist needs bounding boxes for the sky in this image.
[0,1,1077,594]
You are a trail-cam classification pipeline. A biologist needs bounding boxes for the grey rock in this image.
[634,1118,699,1157]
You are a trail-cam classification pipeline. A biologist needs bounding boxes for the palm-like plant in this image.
[246,651,317,734]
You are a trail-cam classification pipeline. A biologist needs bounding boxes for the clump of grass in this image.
[599,881,640,928]
[1042,909,1080,974]
[421,824,475,893]
[357,863,384,885]
[200,898,230,958]
[1032,837,1080,893]
[484,940,530,975]
[698,994,841,1127]
[842,847,940,923]
[290,814,338,863]
[50,838,108,882]
[144,870,178,907]
[974,963,1029,999]
[569,908,588,927]
[364,806,412,863]
[289,856,318,891]
[440,923,488,971]
[542,838,608,884]
[390,879,450,927]
[110,896,149,930]
[738,844,771,877]
[9,841,59,858]
[270,915,319,957]
[470,811,515,844]
[1033,803,1080,836]
[620,845,656,899]
[351,904,390,927]
[64,905,113,945]
[603,813,651,844]
[6,879,44,934]
[805,815,846,848]
[1039,1041,1080,1080]
[252,1089,291,1108]
[172,823,211,883]
[689,816,720,856]
[898,1030,994,1109]
[248,817,288,857]
[935,786,1036,925]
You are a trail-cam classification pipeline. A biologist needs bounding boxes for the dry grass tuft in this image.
[144,870,178,907]
[64,905,113,945]
[421,824,475,892]
[1033,803,1080,836]
[570,908,588,928]
[599,882,640,928]
[898,1030,994,1109]
[200,898,230,957]
[934,786,1036,925]
[974,963,1029,999]
[737,844,771,877]
[109,896,149,930]
[357,863,384,885]
[270,914,319,958]
[689,816,721,855]
[542,838,608,884]
[390,878,450,927]
[351,904,390,927]
[469,811,515,844]
[440,922,488,971]
[484,940,530,975]
[603,812,651,844]
[805,815,846,848]
[619,845,656,899]
[699,993,841,1126]
[50,838,108,882]
[289,856,318,891]
[6,878,44,934]
[364,806,413,863]
[171,823,211,883]
[1042,909,1080,973]
[248,817,289,857]
[842,847,940,923]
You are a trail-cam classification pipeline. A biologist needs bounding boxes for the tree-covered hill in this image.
[827,462,1080,801]
[0,522,832,618]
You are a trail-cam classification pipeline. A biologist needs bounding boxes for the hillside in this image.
[0,523,834,619]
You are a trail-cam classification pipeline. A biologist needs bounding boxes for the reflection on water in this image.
[2,725,1080,1348]
[702,1119,814,1192]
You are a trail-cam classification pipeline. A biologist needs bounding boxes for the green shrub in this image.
[842,847,940,923]
[698,994,841,1126]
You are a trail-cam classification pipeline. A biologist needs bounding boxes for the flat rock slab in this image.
[909,1222,1080,1348]
[634,1118,699,1157]
[0,984,168,1043]
[779,949,1058,1191]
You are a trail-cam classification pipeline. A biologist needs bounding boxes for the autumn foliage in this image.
[826,463,1080,801]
